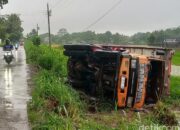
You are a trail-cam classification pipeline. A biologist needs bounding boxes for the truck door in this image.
[126,58,138,108]
[117,55,130,108]
[133,56,149,109]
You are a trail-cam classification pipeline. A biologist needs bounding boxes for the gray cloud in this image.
[1,0,180,35]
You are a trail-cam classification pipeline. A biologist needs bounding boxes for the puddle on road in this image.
[15,50,18,62]
[4,67,13,98]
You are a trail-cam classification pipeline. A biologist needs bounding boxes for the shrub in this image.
[32,36,41,46]
[153,102,178,126]
[25,41,67,76]
[38,52,54,70]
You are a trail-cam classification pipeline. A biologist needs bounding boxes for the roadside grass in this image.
[28,70,84,129]
[172,50,180,66]
[163,76,180,108]
[25,41,179,129]
[25,40,67,76]
[25,41,85,129]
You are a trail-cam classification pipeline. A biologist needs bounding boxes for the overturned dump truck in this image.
[64,44,174,110]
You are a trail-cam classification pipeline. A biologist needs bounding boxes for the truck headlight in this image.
[120,76,126,91]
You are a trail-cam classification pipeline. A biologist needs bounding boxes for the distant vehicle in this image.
[20,41,24,46]
[15,43,19,50]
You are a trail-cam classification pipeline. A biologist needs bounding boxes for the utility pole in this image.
[37,24,40,36]
[47,3,51,47]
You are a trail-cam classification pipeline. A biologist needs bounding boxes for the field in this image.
[164,76,180,107]
[25,41,179,130]
[172,50,180,66]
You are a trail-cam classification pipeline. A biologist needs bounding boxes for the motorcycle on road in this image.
[4,51,14,64]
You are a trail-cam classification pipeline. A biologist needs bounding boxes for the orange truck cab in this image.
[117,54,150,109]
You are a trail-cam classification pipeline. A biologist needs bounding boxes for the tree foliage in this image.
[131,27,180,45]
[6,14,24,42]
[0,14,23,43]
[32,36,41,46]
[39,26,180,45]
[27,29,37,38]
[0,18,7,41]
[57,28,68,37]
[148,34,155,44]
[41,29,129,44]
[0,0,8,9]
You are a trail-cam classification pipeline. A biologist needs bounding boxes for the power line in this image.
[83,0,123,31]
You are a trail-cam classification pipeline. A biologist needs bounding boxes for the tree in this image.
[0,0,8,42]
[148,34,155,44]
[0,0,8,9]
[0,18,7,41]
[59,33,71,43]
[81,31,96,43]
[6,14,23,43]
[112,33,120,43]
[28,29,37,38]
[32,36,41,46]
[57,28,68,37]
[104,31,113,43]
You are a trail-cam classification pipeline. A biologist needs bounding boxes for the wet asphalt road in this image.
[0,46,31,130]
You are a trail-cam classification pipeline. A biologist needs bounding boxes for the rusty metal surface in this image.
[101,44,173,50]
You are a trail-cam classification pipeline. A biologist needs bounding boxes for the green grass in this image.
[25,40,67,76]
[25,40,179,130]
[170,76,180,96]
[172,50,180,66]
[163,76,180,107]
[28,70,84,129]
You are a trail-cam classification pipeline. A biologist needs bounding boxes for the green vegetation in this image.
[25,41,83,129]
[25,41,179,129]
[163,76,180,107]
[39,26,180,45]
[25,40,67,76]
[172,50,180,66]
[0,14,23,43]
[0,0,8,9]
[170,76,180,98]
[32,36,41,46]
[28,70,84,129]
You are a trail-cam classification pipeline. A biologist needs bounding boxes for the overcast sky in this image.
[1,0,180,36]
